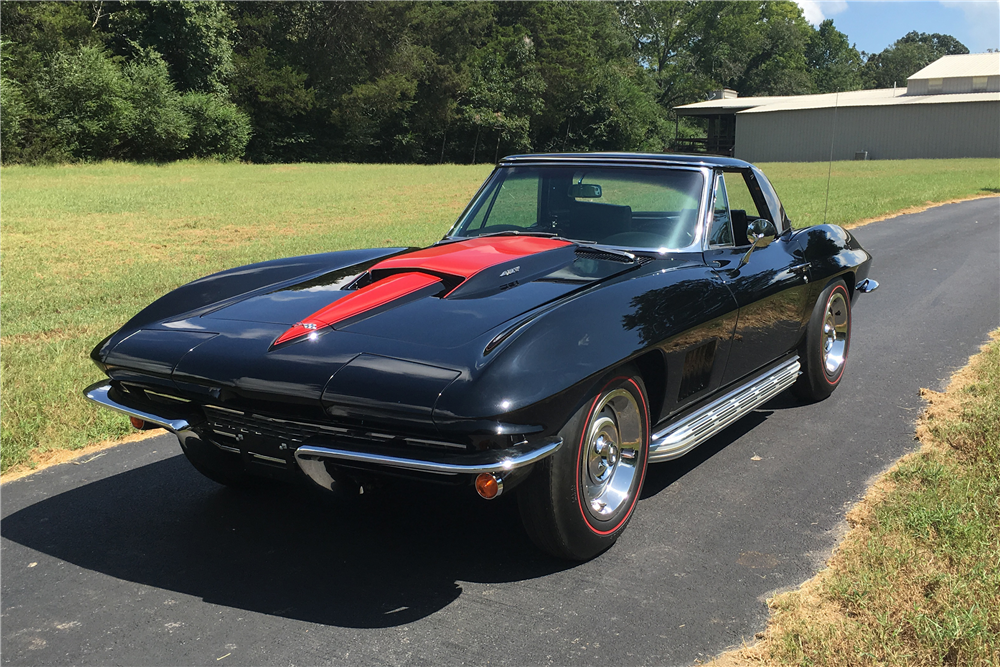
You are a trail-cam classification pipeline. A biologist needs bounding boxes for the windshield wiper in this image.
[454,231,638,264]
[476,229,560,238]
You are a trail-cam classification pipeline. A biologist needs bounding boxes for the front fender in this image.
[433,261,738,435]
[92,247,406,365]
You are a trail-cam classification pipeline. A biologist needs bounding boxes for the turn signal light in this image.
[129,416,146,429]
[475,473,503,500]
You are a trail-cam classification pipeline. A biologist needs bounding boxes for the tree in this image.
[617,1,709,109]
[864,31,969,89]
[0,1,103,162]
[108,0,236,95]
[806,19,863,92]
[689,1,813,97]
[461,29,545,162]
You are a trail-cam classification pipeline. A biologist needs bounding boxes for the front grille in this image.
[202,406,467,452]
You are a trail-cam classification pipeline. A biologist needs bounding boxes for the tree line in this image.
[0,1,970,165]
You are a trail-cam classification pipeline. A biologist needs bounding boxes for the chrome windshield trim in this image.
[294,437,562,477]
[84,380,190,432]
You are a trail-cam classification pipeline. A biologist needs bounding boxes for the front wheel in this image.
[518,368,649,560]
[179,435,255,488]
[794,279,852,402]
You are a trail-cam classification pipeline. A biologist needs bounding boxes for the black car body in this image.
[85,153,877,559]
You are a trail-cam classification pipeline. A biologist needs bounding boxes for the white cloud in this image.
[797,0,849,26]
[939,0,1000,52]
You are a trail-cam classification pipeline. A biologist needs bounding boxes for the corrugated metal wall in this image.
[735,101,1000,162]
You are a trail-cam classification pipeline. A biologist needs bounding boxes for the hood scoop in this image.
[271,237,576,348]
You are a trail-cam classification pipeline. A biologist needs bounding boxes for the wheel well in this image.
[632,349,667,425]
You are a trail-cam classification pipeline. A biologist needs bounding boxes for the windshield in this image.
[450,166,706,250]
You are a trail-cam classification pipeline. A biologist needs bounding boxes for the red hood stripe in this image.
[272,237,572,347]
[273,272,443,346]
[370,236,572,280]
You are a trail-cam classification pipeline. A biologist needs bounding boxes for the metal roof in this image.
[737,91,1000,114]
[674,88,901,116]
[674,87,999,116]
[909,53,1000,80]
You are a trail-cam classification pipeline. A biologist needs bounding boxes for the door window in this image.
[708,174,733,246]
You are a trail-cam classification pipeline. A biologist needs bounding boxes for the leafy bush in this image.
[179,92,252,160]
[44,45,131,160]
[120,52,191,161]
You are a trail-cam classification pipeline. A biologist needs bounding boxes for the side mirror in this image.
[738,218,778,268]
[746,218,778,248]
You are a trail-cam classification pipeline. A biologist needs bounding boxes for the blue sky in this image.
[796,1,1000,54]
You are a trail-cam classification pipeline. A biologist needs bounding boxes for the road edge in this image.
[0,429,165,485]
[705,328,1000,666]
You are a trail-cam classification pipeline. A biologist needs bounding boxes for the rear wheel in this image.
[518,368,649,560]
[794,279,851,402]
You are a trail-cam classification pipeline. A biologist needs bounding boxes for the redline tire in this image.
[518,367,650,560]
[794,279,852,402]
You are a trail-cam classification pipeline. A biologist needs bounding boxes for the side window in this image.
[724,171,774,246]
[708,174,733,246]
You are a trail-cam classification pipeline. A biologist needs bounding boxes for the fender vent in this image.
[678,340,718,400]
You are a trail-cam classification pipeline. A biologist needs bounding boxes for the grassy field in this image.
[1,158,998,473]
[718,331,1000,666]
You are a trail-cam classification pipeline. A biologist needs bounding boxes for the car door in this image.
[703,170,812,385]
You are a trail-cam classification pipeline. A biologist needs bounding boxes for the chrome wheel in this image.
[581,388,643,520]
[822,291,849,377]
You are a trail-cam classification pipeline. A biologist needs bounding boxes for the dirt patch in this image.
[0,429,165,485]
[845,194,999,230]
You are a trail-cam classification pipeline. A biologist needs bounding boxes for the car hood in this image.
[99,237,641,423]
[195,237,635,349]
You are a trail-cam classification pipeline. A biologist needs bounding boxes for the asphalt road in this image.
[3,197,998,667]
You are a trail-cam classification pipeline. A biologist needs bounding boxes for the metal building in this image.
[674,53,1000,162]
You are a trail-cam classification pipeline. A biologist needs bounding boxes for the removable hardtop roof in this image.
[499,152,752,170]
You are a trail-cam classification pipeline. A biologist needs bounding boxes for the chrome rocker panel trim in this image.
[84,380,191,432]
[295,437,563,484]
[648,356,801,463]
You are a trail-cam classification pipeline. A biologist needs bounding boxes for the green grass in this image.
[1,158,998,473]
[757,158,1000,228]
[723,331,1000,666]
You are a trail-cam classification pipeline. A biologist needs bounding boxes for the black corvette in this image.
[85,153,877,560]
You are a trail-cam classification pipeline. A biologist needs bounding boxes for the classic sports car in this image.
[85,153,877,560]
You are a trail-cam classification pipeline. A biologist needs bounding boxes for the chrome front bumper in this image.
[294,438,562,490]
[84,380,191,431]
[83,380,562,483]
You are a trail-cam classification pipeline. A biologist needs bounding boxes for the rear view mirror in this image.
[568,183,602,199]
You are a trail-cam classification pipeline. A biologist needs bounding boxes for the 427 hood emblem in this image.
[500,266,520,277]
